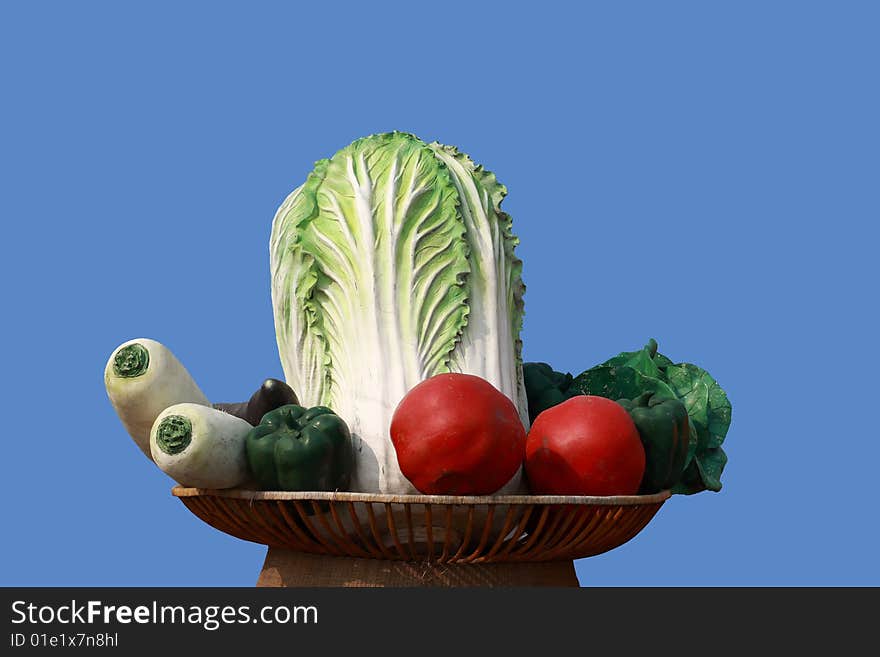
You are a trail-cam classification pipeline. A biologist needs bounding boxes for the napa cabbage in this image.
[270,132,527,493]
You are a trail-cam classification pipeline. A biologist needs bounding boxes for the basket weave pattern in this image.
[173,488,669,563]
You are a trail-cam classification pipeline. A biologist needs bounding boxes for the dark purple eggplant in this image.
[214,378,299,426]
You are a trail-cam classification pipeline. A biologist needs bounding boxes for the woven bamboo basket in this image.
[173,487,670,586]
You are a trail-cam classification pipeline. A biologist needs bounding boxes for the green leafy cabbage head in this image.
[270,132,527,493]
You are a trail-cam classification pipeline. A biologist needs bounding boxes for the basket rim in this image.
[171,486,671,506]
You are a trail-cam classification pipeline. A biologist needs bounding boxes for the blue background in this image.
[2,1,877,586]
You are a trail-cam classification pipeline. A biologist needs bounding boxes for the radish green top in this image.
[270,132,528,493]
[113,343,150,378]
[154,415,193,456]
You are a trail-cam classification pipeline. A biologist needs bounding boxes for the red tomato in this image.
[390,373,526,495]
[525,395,645,496]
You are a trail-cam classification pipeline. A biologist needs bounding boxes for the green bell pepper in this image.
[523,362,575,424]
[617,391,690,493]
[245,404,353,491]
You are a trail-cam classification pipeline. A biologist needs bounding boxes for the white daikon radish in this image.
[104,338,210,461]
[150,403,251,488]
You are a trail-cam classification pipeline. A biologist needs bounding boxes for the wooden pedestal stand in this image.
[256,548,579,587]
[172,487,669,588]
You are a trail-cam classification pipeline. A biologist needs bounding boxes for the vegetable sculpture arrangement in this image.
[105,132,732,502]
